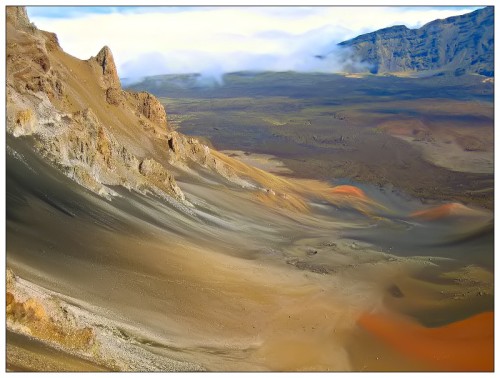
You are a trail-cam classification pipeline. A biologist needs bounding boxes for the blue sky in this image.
[26,6,481,19]
[27,6,198,18]
[27,6,483,80]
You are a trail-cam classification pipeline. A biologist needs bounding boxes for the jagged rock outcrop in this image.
[128,91,167,126]
[165,131,254,188]
[336,6,493,76]
[6,7,64,102]
[6,6,35,32]
[6,268,101,366]
[12,108,37,137]
[105,87,123,105]
[6,7,185,201]
[6,6,276,206]
[89,46,121,90]
[7,5,311,217]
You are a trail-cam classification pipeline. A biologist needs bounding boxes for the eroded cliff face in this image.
[337,6,493,76]
[6,7,183,200]
[6,6,288,205]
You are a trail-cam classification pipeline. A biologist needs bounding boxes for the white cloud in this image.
[28,6,482,79]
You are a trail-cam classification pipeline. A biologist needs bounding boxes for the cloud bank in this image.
[28,6,481,82]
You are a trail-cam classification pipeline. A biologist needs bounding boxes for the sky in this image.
[26,6,483,81]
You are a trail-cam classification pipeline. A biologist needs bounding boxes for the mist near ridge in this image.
[119,30,371,87]
[27,6,483,87]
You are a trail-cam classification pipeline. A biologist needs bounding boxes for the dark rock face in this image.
[337,6,493,76]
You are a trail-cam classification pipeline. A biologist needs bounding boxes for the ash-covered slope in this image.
[5,7,494,373]
[7,7,345,371]
[6,6,316,370]
[336,6,493,76]
[6,7,301,208]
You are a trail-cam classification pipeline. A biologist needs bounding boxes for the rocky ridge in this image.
[6,7,274,204]
[336,6,493,76]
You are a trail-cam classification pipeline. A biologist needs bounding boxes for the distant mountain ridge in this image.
[336,6,493,76]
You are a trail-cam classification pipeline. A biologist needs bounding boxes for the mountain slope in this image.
[6,7,309,210]
[5,6,494,372]
[6,7,325,370]
[337,6,493,76]
[5,7,383,370]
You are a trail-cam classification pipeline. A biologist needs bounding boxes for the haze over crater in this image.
[27,6,481,83]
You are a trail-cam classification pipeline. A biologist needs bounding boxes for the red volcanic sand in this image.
[357,311,494,371]
[331,185,368,200]
[410,203,471,221]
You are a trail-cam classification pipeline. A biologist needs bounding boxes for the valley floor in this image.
[149,72,494,209]
[6,133,494,371]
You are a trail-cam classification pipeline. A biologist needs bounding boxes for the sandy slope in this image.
[5,7,494,372]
